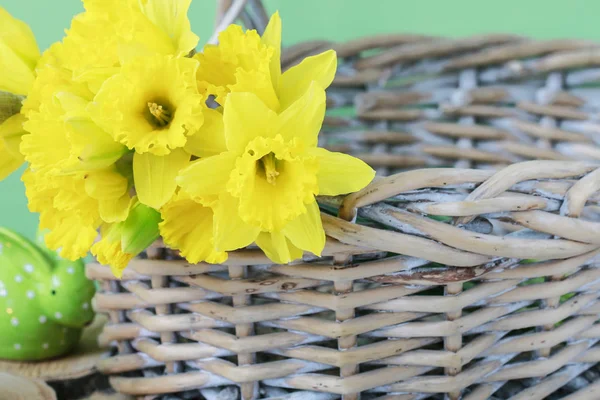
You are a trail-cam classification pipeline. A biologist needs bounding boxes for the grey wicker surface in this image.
[88,5,600,400]
[308,36,600,175]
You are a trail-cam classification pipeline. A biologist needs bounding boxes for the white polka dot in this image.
[39,315,47,324]
[14,275,23,283]
[14,343,21,350]
[11,317,18,326]
[55,312,62,319]
[66,266,74,274]
[0,289,7,297]
[82,303,89,310]
[24,264,34,273]
[42,343,48,349]
[0,280,4,287]
[26,290,35,299]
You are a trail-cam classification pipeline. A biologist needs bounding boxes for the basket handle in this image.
[210,0,270,44]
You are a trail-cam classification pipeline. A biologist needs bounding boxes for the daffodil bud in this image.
[91,199,161,278]
[120,200,161,255]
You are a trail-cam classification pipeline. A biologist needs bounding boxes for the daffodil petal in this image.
[0,7,40,69]
[72,66,121,94]
[230,67,280,111]
[99,193,131,223]
[184,108,227,157]
[278,49,337,110]
[0,7,40,95]
[60,8,122,73]
[261,11,282,90]
[0,41,36,95]
[83,167,130,224]
[54,91,88,118]
[281,200,325,256]
[177,151,236,200]
[43,215,97,260]
[160,193,228,264]
[194,45,236,104]
[22,169,100,260]
[0,113,26,158]
[309,147,375,196]
[255,231,303,264]
[84,167,128,200]
[277,81,325,147]
[0,113,24,175]
[65,118,129,171]
[223,92,278,153]
[91,233,133,279]
[0,142,23,180]
[24,169,101,226]
[213,192,260,252]
[195,23,273,106]
[21,112,74,175]
[134,148,190,209]
[138,0,199,56]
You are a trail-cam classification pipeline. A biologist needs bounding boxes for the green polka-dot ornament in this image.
[0,227,95,360]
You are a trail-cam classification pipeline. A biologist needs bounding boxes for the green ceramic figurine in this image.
[0,227,95,361]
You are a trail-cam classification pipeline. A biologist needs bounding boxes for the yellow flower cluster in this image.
[0,1,375,278]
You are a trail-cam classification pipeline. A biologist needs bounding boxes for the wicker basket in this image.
[87,2,600,399]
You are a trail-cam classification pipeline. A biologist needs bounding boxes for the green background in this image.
[0,0,597,239]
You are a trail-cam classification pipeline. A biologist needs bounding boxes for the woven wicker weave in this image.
[88,2,600,399]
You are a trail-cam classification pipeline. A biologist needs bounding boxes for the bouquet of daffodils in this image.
[0,1,375,277]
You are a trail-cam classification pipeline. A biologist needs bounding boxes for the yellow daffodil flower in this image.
[89,55,204,155]
[196,12,336,112]
[24,87,131,224]
[17,0,200,264]
[22,169,100,260]
[92,199,162,278]
[20,46,132,259]
[63,0,198,92]
[81,0,198,59]
[159,191,228,264]
[196,24,273,108]
[23,161,131,260]
[88,55,214,209]
[8,6,372,277]
[177,83,375,263]
[21,48,94,174]
[21,160,130,263]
